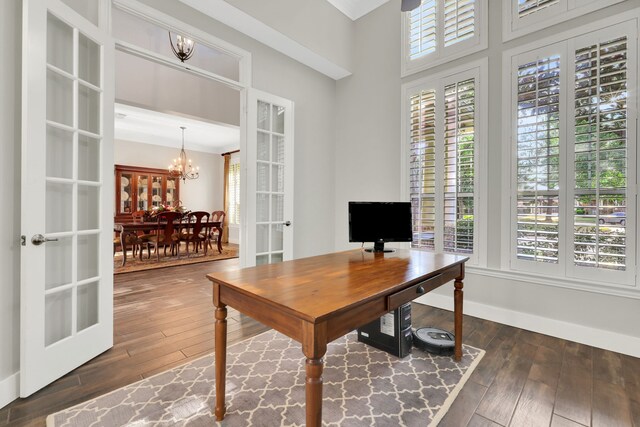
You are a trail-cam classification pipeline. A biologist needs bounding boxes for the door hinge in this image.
[20,235,26,246]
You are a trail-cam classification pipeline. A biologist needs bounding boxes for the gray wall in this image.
[226,0,354,73]
[0,0,21,399]
[335,1,640,353]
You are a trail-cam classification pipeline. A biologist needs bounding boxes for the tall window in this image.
[405,63,485,262]
[508,21,637,285]
[228,162,240,225]
[503,0,627,41]
[403,0,487,76]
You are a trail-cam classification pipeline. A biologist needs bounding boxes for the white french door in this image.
[241,89,294,267]
[20,0,114,396]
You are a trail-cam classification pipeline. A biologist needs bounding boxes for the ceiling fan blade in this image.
[401,0,421,12]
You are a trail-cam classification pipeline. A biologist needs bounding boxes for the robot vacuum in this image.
[412,327,455,355]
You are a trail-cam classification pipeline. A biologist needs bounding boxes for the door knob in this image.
[284,221,292,226]
[31,234,59,246]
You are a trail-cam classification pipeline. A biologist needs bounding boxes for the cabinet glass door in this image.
[120,173,132,214]
[137,174,148,211]
[151,176,163,207]
[166,177,177,206]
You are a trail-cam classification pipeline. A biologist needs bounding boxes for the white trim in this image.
[401,58,488,267]
[502,0,628,42]
[465,265,640,300]
[176,0,351,81]
[0,373,19,409]
[401,0,488,78]
[326,0,390,21]
[416,292,640,358]
[112,0,252,87]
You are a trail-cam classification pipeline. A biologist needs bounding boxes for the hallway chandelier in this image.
[169,127,199,182]
[168,32,196,63]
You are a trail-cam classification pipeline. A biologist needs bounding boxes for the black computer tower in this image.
[357,303,412,358]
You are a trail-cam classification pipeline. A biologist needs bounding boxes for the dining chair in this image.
[130,210,153,258]
[143,211,183,261]
[180,211,210,257]
[206,210,226,253]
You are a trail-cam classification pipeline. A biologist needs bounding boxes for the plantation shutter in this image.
[515,54,561,264]
[572,36,628,271]
[443,79,475,253]
[518,0,559,18]
[444,0,475,47]
[409,1,437,60]
[410,89,437,249]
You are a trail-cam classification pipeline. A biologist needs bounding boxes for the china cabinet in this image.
[115,165,180,222]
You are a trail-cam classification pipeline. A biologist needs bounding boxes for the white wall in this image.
[0,0,21,406]
[335,1,640,356]
[114,139,224,213]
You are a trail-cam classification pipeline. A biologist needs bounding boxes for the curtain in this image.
[222,153,230,243]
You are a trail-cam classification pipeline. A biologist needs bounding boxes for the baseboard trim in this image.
[416,294,640,358]
[0,372,19,409]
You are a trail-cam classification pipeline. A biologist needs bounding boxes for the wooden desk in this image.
[114,220,223,266]
[207,249,468,426]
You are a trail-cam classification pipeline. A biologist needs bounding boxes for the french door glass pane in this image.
[78,84,100,134]
[78,185,99,230]
[77,281,99,331]
[257,132,270,161]
[78,135,100,182]
[45,237,73,290]
[46,126,73,179]
[77,233,99,281]
[78,33,100,86]
[258,101,270,131]
[47,13,73,73]
[46,182,73,233]
[47,71,73,126]
[45,289,73,346]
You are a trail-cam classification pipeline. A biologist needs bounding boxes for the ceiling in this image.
[325,0,390,20]
[114,103,240,154]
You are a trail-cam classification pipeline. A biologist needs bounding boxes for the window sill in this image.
[465,265,640,300]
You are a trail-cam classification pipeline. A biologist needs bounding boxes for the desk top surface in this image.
[207,249,467,323]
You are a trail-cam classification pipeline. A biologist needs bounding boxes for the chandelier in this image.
[168,32,195,63]
[169,127,199,182]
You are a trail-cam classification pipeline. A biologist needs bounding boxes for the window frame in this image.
[501,13,639,291]
[401,0,488,78]
[502,0,628,42]
[401,58,488,266]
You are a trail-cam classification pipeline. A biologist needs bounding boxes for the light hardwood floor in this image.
[2,258,639,426]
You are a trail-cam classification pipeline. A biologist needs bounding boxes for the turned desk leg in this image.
[454,264,464,361]
[302,322,327,427]
[214,297,227,421]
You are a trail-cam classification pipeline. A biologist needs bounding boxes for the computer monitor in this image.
[348,201,412,253]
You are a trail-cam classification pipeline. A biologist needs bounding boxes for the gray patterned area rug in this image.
[47,330,484,427]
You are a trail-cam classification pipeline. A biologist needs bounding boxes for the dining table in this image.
[114,220,223,266]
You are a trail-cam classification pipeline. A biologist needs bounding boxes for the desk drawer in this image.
[387,273,444,310]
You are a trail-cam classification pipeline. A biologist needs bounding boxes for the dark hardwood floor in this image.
[2,258,638,426]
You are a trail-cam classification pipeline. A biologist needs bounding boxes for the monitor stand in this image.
[364,241,395,253]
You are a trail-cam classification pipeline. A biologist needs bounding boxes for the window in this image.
[507,21,637,286]
[402,0,487,77]
[228,162,240,225]
[403,61,486,263]
[503,0,627,41]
